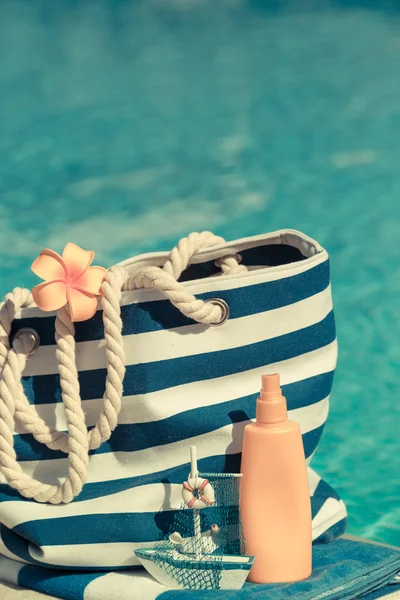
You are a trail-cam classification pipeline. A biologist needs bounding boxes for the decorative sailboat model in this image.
[135,446,255,590]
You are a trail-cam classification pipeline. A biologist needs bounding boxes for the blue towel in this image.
[359,583,399,600]
[0,538,398,599]
[160,539,400,600]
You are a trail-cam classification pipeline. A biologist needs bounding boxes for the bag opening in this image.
[120,230,322,284]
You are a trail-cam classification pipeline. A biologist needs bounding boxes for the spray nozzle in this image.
[262,373,281,393]
[257,373,288,424]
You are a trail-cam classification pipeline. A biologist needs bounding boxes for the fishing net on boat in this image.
[151,472,246,590]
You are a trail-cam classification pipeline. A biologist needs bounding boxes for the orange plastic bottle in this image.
[240,373,312,583]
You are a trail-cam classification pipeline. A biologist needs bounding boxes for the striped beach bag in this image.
[0,229,347,600]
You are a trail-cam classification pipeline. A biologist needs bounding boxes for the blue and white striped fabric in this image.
[0,230,347,599]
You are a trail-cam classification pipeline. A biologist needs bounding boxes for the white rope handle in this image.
[0,232,245,503]
[12,266,126,453]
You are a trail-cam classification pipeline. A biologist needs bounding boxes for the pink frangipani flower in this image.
[31,243,107,322]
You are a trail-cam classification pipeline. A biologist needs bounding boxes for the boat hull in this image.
[135,548,255,590]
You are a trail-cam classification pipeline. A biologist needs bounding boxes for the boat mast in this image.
[190,445,203,559]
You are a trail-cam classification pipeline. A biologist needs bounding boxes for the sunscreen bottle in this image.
[240,373,312,583]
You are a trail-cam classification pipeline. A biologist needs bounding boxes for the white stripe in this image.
[15,340,337,433]
[312,497,348,541]
[0,529,28,565]
[1,484,184,529]
[84,571,166,600]
[290,397,329,434]
[5,400,328,488]
[21,285,333,376]
[0,555,25,586]
[28,540,154,568]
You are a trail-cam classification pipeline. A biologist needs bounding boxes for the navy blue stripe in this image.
[18,565,107,598]
[0,454,242,505]
[14,372,333,461]
[1,523,39,565]
[1,519,137,572]
[11,259,330,346]
[21,309,335,405]
[12,506,236,546]
[302,424,325,459]
[313,517,348,544]
[11,469,335,548]
[311,478,341,519]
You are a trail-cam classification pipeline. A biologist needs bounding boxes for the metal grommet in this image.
[12,328,40,357]
[214,253,242,268]
[204,298,230,326]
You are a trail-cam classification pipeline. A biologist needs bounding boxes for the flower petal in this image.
[67,287,98,322]
[32,281,68,312]
[62,243,94,282]
[74,266,107,295]
[31,249,67,282]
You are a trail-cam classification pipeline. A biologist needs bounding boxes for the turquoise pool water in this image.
[0,1,399,546]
